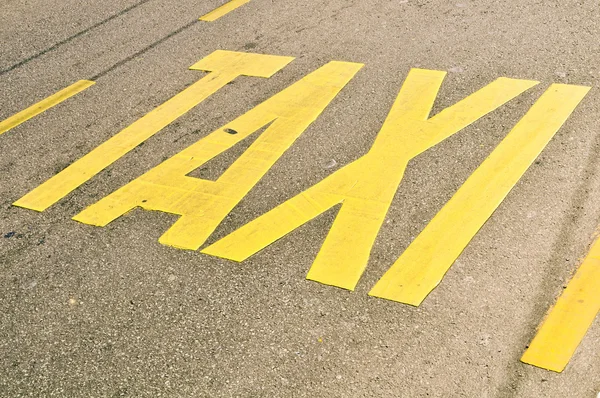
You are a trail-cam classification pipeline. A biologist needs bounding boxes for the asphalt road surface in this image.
[1,0,599,397]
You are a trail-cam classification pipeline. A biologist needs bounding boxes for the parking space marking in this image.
[0,80,94,137]
[370,83,590,306]
[72,61,363,250]
[202,70,537,291]
[14,50,293,212]
[521,236,600,372]
[199,0,251,22]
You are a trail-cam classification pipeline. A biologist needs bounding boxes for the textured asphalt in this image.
[1,0,599,396]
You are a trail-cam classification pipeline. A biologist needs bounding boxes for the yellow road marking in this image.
[203,70,537,291]
[521,236,600,372]
[0,80,94,137]
[369,84,590,306]
[72,61,363,251]
[200,0,251,22]
[13,50,294,212]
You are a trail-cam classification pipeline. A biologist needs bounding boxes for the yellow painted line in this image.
[203,70,538,291]
[200,0,251,22]
[369,83,590,306]
[13,50,294,212]
[0,80,94,137]
[72,61,363,251]
[521,237,600,372]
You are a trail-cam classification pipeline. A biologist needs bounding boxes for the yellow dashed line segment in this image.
[200,0,251,22]
[0,80,94,137]
[521,236,600,372]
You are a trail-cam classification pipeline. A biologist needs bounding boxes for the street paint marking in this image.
[203,69,538,291]
[0,80,94,137]
[72,61,363,251]
[200,0,251,22]
[369,83,590,306]
[521,236,600,372]
[13,50,294,212]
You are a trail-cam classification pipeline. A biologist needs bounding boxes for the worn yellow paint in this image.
[13,51,294,212]
[521,236,600,372]
[203,69,538,291]
[369,83,590,305]
[72,61,363,250]
[0,80,94,137]
[200,0,251,22]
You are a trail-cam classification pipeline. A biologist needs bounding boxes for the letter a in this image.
[72,61,364,250]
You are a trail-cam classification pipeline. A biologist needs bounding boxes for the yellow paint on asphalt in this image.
[203,69,538,291]
[14,50,294,212]
[369,83,590,306]
[0,80,94,137]
[200,0,251,22]
[72,61,363,251]
[521,236,600,372]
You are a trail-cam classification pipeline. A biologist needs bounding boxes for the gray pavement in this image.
[1,0,599,396]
